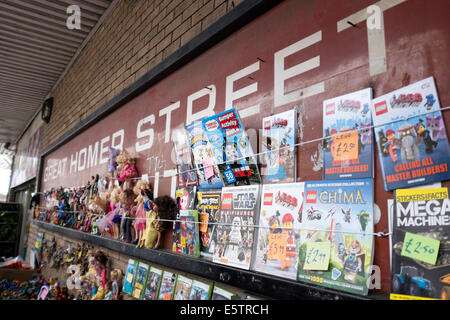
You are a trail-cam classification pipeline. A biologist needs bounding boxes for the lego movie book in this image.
[123,259,138,296]
[323,88,373,180]
[297,179,374,296]
[202,108,261,187]
[157,271,177,300]
[132,262,149,299]
[261,109,297,183]
[213,185,260,270]
[391,187,450,300]
[253,182,305,280]
[172,126,197,187]
[197,189,222,260]
[371,77,450,191]
[185,120,224,189]
[143,266,163,300]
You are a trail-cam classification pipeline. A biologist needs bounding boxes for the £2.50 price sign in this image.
[303,241,331,271]
[401,232,440,265]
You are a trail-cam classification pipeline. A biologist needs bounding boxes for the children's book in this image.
[132,262,149,300]
[323,88,373,180]
[123,259,139,296]
[213,185,260,270]
[261,109,297,183]
[371,77,450,191]
[172,210,201,257]
[172,126,197,187]
[197,189,222,260]
[297,179,374,296]
[211,286,237,300]
[185,120,224,188]
[253,182,305,280]
[390,187,450,300]
[143,266,163,300]
[202,108,261,187]
[157,271,177,300]
[188,279,213,300]
[173,275,193,300]
[173,187,198,254]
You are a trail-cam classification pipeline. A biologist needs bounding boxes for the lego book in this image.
[143,266,163,300]
[323,88,373,180]
[297,179,374,296]
[390,187,450,300]
[132,262,149,300]
[253,182,305,280]
[261,109,297,183]
[157,271,177,300]
[172,209,201,258]
[371,77,450,191]
[211,286,237,300]
[172,126,198,187]
[185,120,224,189]
[173,275,193,300]
[123,259,139,296]
[213,185,260,270]
[202,108,261,187]
[188,279,213,300]
[197,189,222,260]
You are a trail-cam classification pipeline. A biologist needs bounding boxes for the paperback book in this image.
[188,280,213,300]
[297,179,374,296]
[143,266,163,300]
[123,259,139,296]
[211,286,237,300]
[371,77,450,190]
[172,126,197,187]
[172,209,201,257]
[157,271,177,300]
[132,262,149,300]
[253,182,305,280]
[213,185,260,270]
[197,189,222,260]
[173,275,193,300]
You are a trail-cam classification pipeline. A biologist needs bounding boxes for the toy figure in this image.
[341,207,352,223]
[427,115,447,141]
[383,129,399,163]
[93,250,108,290]
[424,94,436,110]
[110,269,122,300]
[415,119,437,154]
[268,210,282,234]
[133,180,153,247]
[119,189,136,243]
[398,124,420,162]
[357,210,370,232]
[91,278,104,300]
[108,146,120,178]
[343,240,364,283]
[115,150,138,184]
[281,213,297,270]
[144,196,177,249]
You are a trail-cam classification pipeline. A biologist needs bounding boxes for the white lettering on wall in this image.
[111,129,124,150]
[99,136,110,165]
[87,141,99,168]
[186,85,216,124]
[78,148,87,171]
[159,102,180,143]
[136,114,155,152]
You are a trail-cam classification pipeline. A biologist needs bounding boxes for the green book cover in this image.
[176,210,201,258]
[173,274,193,300]
[132,262,149,300]
[143,266,163,300]
[157,271,177,300]
[188,279,213,300]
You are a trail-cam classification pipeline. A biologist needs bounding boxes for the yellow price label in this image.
[267,233,287,260]
[331,130,359,161]
[303,241,331,271]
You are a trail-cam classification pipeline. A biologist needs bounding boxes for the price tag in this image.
[401,232,440,265]
[203,159,215,180]
[199,212,209,233]
[267,233,287,260]
[331,130,359,161]
[303,241,331,270]
[223,168,236,184]
[163,293,171,300]
[181,237,186,248]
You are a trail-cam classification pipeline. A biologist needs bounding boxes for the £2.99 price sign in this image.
[303,241,331,270]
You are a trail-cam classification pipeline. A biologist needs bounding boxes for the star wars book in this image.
[202,108,261,187]
[253,182,305,280]
[211,286,237,300]
[371,77,450,191]
[173,275,193,300]
[213,185,260,270]
[172,209,201,258]
[261,109,297,183]
[297,179,374,296]
[157,271,177,300]
[197,189,222,260]
[143,266,163,300]
[188,279,213,300]
[123,259,139,296]
[390,187,450,300]
[323,88,373,180]
[132,262,149,300]
[173,126,198,187]
[185,120,224,189]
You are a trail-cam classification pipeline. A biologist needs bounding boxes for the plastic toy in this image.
[392,265,434,297]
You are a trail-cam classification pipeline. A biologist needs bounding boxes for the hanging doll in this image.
[144,195,177,249]
[133,180,152,248]
[115,150,138,185]
[110,268,122,300]
[106,187,122,239]
[93,250,108,292]
[108,146,121,178]
[119,189,137,243]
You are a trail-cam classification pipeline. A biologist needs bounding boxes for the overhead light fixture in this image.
[41,97,54,123]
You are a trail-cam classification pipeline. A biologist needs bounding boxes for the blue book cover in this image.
[185,120,224,188]
[123,259,139,296]
[297,179,374,296]
[323,88,373,180]
[201,108,261,187]
[371,77,450,191]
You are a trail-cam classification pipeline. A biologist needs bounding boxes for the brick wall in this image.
[41,0,244,153]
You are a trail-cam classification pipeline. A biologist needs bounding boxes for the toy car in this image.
[392,265,434,297]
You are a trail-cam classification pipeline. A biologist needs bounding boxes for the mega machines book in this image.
[371,77,450,191]
[253,182,305,280]
[297,179,374,296]
[261,109,297,183]
[391,187,450,300]
[213,185,260,270]
[323,88,373,180]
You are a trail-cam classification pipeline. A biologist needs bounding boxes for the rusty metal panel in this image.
[39,0,450,293]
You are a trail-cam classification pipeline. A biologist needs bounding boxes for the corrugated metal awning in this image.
[0,0,117,153]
